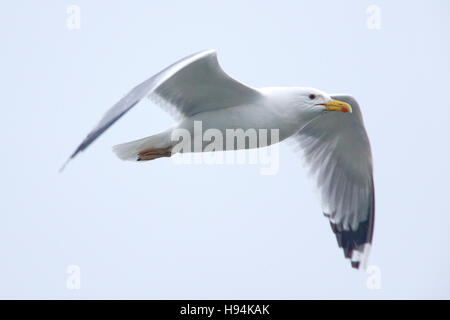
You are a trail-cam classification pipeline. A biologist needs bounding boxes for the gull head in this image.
[295,87,352,114]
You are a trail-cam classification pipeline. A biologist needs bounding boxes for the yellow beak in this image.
[323,99,352,113]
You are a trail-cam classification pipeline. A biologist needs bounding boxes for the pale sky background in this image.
[1,0,449,299]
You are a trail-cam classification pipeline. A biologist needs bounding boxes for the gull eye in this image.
[309,94,316,100]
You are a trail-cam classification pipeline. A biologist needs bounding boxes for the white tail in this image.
[112,129,173,161]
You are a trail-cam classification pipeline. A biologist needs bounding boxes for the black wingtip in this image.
[58,147,81,173]
[328,218,373,269]
[58,158,71,173]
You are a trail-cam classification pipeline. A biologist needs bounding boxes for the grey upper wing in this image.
[61,49,260,170]
[148,50,261,119]
[294,95,374,269]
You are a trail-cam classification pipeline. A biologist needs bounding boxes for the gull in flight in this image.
[62,50,374,269]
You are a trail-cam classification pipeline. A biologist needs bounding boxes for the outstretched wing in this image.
[61,49,260,170]
[294,95,374,269]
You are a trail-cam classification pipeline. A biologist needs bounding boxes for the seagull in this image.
[62,50,375,269]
